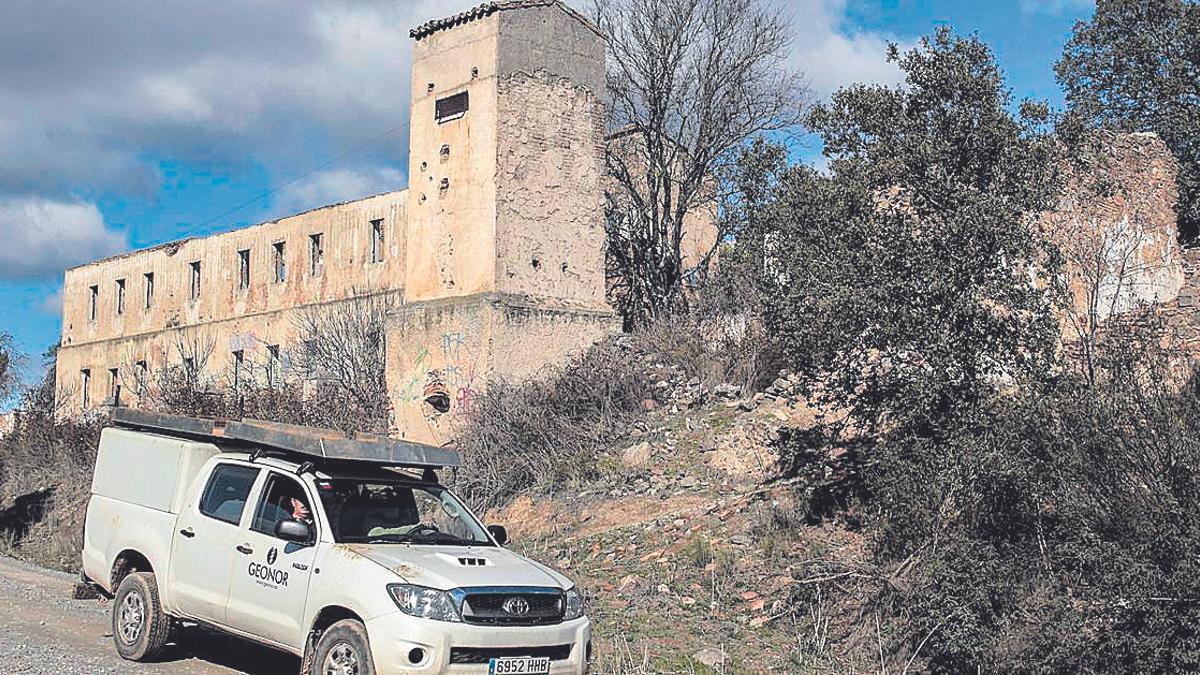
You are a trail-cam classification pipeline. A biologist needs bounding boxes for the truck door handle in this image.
[179,528,195,539]
[235,544,253,555]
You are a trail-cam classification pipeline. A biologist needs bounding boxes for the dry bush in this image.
[0,406,100,571]
[454,339,650,508]
[633,261,782,394]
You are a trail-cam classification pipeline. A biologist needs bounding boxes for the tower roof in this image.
[409,0,604,41]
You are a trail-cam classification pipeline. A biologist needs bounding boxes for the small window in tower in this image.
[80,369,91,408]
[273,241,287,283]
[370,219,385,263]
[88,285,98,322]
[144,272,154,309]
[115,279,126,316]
[310,233,324,277]
[435,91,469,123]
[238,249,251,290]
[189,261,202,301]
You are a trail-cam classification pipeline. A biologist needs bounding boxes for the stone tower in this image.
[405,1,608,306]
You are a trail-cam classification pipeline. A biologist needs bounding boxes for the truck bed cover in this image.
[109,408,461,469]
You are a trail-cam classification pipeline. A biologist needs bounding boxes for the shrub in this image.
[453,339,650,508]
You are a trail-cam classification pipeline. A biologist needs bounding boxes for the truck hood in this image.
[340,544,574,590]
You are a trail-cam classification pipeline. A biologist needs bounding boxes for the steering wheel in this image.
[408,523,441,536]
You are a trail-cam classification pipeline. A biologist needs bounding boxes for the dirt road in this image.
[0,555,299,674]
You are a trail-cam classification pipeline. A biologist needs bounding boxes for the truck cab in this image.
[82,412,591,674]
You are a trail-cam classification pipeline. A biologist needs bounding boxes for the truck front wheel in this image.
[112,572,171,662]
[311,619,377,675]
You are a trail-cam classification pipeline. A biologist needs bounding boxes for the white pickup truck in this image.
[81,412,591,674]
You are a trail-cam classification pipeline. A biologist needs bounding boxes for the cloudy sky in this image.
[0,0,1092,375]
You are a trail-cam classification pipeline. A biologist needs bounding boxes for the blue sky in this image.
[0,0,1093,384]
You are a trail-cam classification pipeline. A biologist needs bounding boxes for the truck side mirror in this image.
[487,524,508,546]
[276,519,312,544]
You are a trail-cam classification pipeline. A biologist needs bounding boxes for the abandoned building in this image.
[55,1,624,444]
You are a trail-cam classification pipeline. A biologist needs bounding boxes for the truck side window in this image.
[251,473,314,538]
[198,464,260,525]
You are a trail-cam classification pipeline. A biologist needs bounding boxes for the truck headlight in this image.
[563,587,585,621]
[387,584,462,622]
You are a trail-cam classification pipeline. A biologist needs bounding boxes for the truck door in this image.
[225,470,319,651]
[169,463,261,623]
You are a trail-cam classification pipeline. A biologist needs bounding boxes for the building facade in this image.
[55,1,620,444]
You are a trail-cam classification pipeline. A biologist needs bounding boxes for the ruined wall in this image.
[495,4,608,306]
[404,14,500,302]
[1042,132,1184,327]
[385,293,619,444]
[56,192,408,410]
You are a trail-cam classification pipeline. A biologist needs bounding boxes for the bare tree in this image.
[291,291,396,431]
[595,0,807,327]
[0,332,23,404]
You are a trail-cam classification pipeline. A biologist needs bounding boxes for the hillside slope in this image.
[487,377,874,673]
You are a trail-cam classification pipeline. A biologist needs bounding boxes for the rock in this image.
[771,377,790,392]
[680,596,696,606]
[679,476,698,488]
[640,398,659,412]
[738,398,758,412]
[729,534,751,546]
[621,441,654,469]
[692,648,727,669]
[657,584,670,594]
[713,383,741,398]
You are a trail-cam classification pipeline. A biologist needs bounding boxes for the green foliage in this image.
[1057,0,1200,239]
[733,25,1200,671]
[760,29,1064,432]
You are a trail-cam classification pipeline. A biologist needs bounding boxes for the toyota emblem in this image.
[502,596,530,616]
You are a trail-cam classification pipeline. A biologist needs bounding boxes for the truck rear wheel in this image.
[311,619,376,675]
[112,571,171,662]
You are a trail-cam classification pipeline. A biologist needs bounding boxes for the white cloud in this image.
[0,198,127,280]
[779,0,909,98]
[1019,0,1094,17]
[277,168,407,214]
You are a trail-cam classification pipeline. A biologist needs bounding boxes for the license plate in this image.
[489,656,551,674]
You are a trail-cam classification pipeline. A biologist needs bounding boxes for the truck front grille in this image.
[449,644,573,664]
[458,587,565,626]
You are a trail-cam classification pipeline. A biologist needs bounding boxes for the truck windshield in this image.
[317,479,491,546]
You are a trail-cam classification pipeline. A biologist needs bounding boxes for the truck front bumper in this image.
[365,612,591,674]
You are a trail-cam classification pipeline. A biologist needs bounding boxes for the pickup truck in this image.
[81,414,591,674]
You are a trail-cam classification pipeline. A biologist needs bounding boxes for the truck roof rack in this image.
[109,408,461,469]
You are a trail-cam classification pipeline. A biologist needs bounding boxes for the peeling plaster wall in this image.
[1042,132,1184,324]
[495,70,607,305]
[57,192,408,411]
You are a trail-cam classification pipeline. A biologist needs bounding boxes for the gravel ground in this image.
[0,555,298,674]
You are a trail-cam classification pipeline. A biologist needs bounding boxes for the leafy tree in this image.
[1057,0,1200,240]
[761,29,1064,433]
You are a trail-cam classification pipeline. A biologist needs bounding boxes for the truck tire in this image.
[112,571,171,662]
[311,619,377,675]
